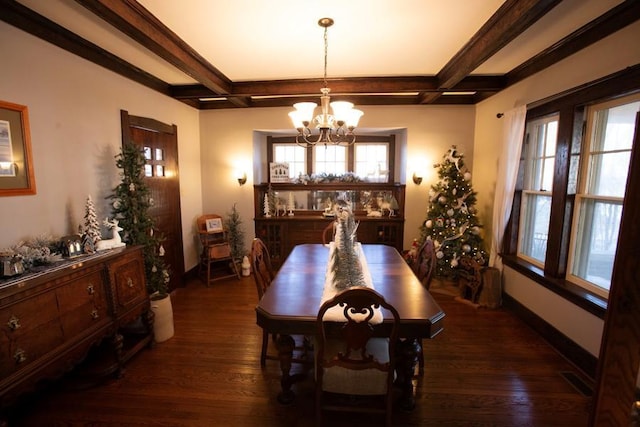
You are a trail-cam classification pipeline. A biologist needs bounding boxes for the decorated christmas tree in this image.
[81,195,101,253]
[418,145,487,280]
[107,142,170,297]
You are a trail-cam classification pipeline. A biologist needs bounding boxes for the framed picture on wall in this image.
[0,100,36,196]
[205,218,223,233]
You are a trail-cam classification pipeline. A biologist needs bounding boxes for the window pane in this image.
[314,145,346,175]
[518,193,551,263]
[354,143,389,182]
[571,198,622,291]
[524,116,558,191]
[273,143,306,178]
[585,101,638,197]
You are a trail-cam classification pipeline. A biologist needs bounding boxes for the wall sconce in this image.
[412,172,423,185]
[237,171,247,186]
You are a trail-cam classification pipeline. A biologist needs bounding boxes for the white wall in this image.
[199,105,476,254]
[473,20,640,355]
[0,22,203,271]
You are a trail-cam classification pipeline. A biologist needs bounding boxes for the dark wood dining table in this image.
[255,243,445,408]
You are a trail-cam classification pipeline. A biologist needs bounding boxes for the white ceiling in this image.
[16,0,624,88]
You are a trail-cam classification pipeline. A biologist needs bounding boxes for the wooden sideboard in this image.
[0,246,152,412]
[254,183,405,267]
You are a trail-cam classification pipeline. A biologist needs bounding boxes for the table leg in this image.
[396,338,420,411]
[276,334,296,404]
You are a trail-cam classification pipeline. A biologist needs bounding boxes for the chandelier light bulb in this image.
[288,17,363,148]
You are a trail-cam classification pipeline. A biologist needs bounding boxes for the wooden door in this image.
[120,110,184,292]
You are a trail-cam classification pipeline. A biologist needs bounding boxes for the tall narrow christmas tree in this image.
[107,142,170,297]
[225,203,246,262]
[81,195,101,253]
[419,145,487,280]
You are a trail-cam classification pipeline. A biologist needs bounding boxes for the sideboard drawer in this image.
[110,254,146,312]
[0,318,63,378]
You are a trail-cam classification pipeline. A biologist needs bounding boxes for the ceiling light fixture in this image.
[288,18,363,148]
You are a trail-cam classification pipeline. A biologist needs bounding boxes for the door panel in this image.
[120,110,184,292]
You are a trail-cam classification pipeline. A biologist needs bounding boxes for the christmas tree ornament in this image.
[425,220,433,228]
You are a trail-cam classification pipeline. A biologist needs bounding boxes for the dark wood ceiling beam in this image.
[436,0,563,90]
[73,0,242,104]
[170,76,505,100]
[0,0,171,96]
[505,0,640,86]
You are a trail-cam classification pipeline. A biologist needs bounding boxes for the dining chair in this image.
[410,238,436,375]
[251,237,312,367]
[196,214,240,285]
[322,221,336,246]
[315,287,400,427]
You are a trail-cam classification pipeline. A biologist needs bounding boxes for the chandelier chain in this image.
[323,25,328,89]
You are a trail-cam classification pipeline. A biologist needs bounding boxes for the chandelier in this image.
[288,18,363,147]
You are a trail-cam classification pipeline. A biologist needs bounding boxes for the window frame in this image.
[267,135,395,183]
[565,94,640,298]
[502,66,640,319]
[517,114,559,267]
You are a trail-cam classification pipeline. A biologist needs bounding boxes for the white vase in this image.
[150,294,174,343]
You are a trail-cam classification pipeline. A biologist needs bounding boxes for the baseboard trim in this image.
[502,293,598,380]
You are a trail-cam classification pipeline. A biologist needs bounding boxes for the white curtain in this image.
[489,105,527,270]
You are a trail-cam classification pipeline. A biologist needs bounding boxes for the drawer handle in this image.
[7,315,21,331]
[90,309,99,320]
[127,278,134,288]
[87,284,95,295]
[14,348,27,364]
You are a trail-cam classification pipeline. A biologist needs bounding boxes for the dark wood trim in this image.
[435,0,562,89]
[506,0,640,86]
[0,0,171,95]
[267,135,395,183]
[502,293,598,380]
[74,0,237,101]
[543,106,575,277]
[3,0,635,109]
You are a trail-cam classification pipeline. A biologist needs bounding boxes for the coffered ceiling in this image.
[3,0,639,109]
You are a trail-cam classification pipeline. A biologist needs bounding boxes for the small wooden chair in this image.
[315,287,399,427]
[196,214,240,285]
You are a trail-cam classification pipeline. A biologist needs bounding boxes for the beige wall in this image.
[199,105,476,255]
[0,22,203,271]
[473,20,640,355]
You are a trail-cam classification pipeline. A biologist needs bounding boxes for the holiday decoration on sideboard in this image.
[417,145,487,280]
[107,142,170,297]
[80,195,101,253]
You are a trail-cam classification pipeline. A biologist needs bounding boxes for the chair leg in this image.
[261,329,268,367]
[418,338,425,375]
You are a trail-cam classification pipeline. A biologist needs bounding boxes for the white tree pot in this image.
[150,294,174,343]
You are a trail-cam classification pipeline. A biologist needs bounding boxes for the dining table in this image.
[255,243,445,409]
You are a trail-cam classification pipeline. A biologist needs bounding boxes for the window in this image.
[268,135,395,182]
[354,143,389,183]
[517,116,558,265]
[273,143,306,179]
[503,66,640,314]
[314,145,346,175]
[567,95,640,297]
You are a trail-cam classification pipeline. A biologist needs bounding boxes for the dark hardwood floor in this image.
[7,275,592,426]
